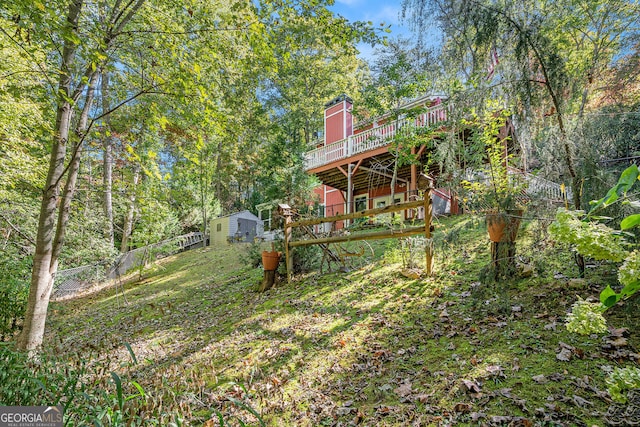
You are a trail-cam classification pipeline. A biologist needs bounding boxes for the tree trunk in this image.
[17,0,85,352]
[214,140,223,202]
[121,165,140,253]
[199,149,208,238]
[102,70,114,247]
[18,0,147,352]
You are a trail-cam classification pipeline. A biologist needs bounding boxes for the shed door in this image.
[237,218,257,242]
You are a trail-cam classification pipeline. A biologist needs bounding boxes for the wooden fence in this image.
[281,192,434,282]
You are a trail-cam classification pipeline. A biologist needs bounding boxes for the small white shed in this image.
[210,210,264,245]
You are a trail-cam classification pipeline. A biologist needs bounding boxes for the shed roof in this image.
[213,210,261,221]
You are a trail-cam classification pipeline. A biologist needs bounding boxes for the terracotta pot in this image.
[486,209,523,243]
[262,250,281,271]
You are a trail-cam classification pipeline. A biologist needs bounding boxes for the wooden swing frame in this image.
[280,189,434,283]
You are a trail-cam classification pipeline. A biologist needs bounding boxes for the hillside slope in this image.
[46,216,639,426]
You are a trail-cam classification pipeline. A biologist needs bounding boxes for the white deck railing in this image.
[467,168,573,203]
[304,103,452,170]
[523,172,573,201]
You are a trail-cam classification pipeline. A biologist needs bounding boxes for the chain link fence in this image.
[52,232,204,299]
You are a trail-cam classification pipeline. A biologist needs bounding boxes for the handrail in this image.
[305,103,451,170]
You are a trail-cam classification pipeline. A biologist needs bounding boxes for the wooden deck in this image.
[305,103,451,193]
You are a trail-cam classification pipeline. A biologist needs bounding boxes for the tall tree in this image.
[402,0,640,209]
[101,70,115,248]
[361,38,437,201]
[2,0,377,351]
[5,0,192,351]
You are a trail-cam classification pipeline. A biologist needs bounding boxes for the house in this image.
[210,210,264,245]
[304,94,458,230]
[304,94,572,226]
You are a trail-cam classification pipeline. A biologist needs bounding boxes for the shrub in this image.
[607,367,640,403]
[564,299,607,335]
[243,241,264,268]
[0,251,30,340]
[0,343,168,425]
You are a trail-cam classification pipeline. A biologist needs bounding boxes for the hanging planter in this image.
[262,250,281,271]
[486,209,523,243]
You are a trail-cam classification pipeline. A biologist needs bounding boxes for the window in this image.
[355,196,367,212]
[216,223,222,232]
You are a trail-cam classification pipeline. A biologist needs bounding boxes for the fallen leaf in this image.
[608,337,628,347]
[556,348,572,361]
[485,365,506,378]
[376,406,391,416]
[470,412,486,421]
[532,374,548,384]
[548,372,566,381]
[511,418,533,427]
[571,394,593,407]
[379,383,393,392]
[395,380,413,397]
[608,327,629,337]
[336,406,355,416]
[353,410,365,425]
[454,402,472,413]
[414,393,431,403]
[462,379,482,393]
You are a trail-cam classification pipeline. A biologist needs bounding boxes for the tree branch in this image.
[0,213,36,246]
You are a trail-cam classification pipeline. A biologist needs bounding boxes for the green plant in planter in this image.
[460,101,524,243]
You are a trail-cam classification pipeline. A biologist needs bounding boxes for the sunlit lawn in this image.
[46,215,637,426]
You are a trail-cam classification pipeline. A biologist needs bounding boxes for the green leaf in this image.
[124,342,137,365]
[626,200,640,209]
[127,381,145,401]
[111,372,123,408]
[620,279,640,300]
[590,165,639,212]
[600,285,619,308]
[226,396,265,426]
[620,214,640,230]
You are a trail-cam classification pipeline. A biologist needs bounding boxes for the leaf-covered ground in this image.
[46,215,640,426]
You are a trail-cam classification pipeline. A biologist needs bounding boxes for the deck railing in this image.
[466,168,573,203]
[304,103,452,170]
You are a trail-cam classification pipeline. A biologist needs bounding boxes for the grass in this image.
[44,214,639,426]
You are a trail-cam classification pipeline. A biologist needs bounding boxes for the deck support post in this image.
[424,186,434,276]
[346,163,354,227]
[285,214,292,283]
[410,147,417,219]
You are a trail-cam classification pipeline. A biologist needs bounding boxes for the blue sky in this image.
[328,0,413,61]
